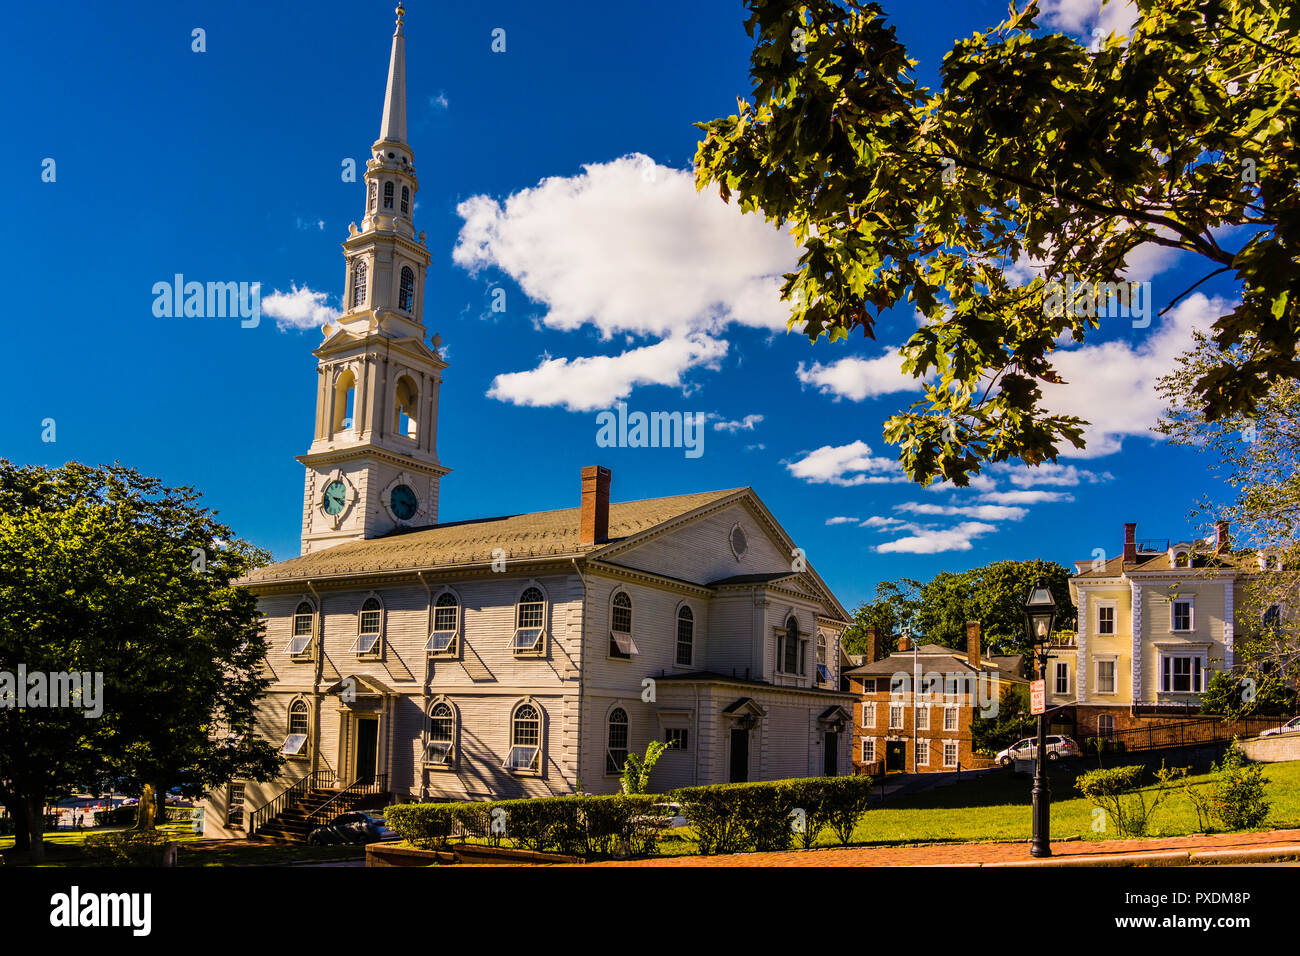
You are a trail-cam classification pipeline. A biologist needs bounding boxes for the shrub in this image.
[1210,745,1270,830]
[92,806,191,828]
[1155,764,1215,833]
[1075,765,1170,837]
[83,829,171,866]
[384,802,457,849]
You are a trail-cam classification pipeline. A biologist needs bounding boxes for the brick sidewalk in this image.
[582,827,1300,867]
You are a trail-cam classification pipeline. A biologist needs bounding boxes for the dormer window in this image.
[1172,549,1191,569]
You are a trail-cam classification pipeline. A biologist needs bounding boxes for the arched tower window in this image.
[368,180,377,211]
[332,369,357,433]
[383,181,394,209]
[400,185,410,215]
[394,375,419,439]
[399,267,415,312]
[351,260,366,308]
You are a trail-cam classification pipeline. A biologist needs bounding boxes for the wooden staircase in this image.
[250,774,389,844]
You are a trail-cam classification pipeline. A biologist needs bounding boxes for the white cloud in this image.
[430,91,449,111]
[979,489,1076,505]
[860,516,910,530]
[795,348,924,401]
[785,440,903,487]
[454,154,797,341]
[924,474,998,493]
[262,285,340,331]
[486,333,727,412]
[990,462,1113,487]
[876,521,998,554]
[896,502,1028,521]
[1042,293,1232,457]
[825,516,859,526]
[713,414,764,433]
[1039,0,1138,40]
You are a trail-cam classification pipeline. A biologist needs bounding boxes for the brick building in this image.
[846,622,1027,775]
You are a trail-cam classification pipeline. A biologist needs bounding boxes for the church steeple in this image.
[296,4,450,555]
[379,4,407,145]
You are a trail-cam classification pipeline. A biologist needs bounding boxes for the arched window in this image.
[610,591,638,658]
[425,701,455,765]
[816,633,831,683]
[676,606,694,666]
[383,181,394,209]
[351,260,367,309]
[1173,550,1190,568]
[606,707,629,774]
[427,592,459,653]
[782,616,801,674]
[400,185,410,215]
[506,703,541,771]
[368,180,377,211]
[399,266,415,312]
[1264,605,1282,634]
[283,700,308,755]
[289,602,314,655]
[352,597,382,654]
[394,375,419,439]
[513,587,545,652]
[332,368,356,432]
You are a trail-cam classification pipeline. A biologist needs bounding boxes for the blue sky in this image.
[1,0,1239,611]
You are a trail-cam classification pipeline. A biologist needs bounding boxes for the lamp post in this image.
[1023,577,1058,858]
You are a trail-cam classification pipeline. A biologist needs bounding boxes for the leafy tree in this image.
[971,684,1034,754]
[1199,668,1297,719]
[1157,329,1300,691]
[695,0,1299,485]
[0,462,281,859]
[840,577,921,657]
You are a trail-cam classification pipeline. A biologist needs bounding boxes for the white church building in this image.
[205,6,854,837]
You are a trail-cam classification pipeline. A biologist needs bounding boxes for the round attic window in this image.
[729,524,748,559]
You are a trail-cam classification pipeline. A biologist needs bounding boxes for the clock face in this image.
[390,483,418,520]
[322,480,347,516]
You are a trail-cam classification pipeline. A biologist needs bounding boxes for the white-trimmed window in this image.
[282,700,308,756]
[351,259,367,309]
[861,678,877,694]
[609,592,638,659]
[1171,597,1194,633]
[1161,653,1205,693]
[383,181,394,209]
[664,727,689,750]
[426,591,459,654]
[513,587,545,653]
[889,704,904,730]
[816,634,831,683]
[1098,714,1116,740]
[425,701,455,766]
[367,180,377,211]
[861,738,875,763]
[780,616,803,674]
[1097,602,1116,635]
[399,266,415,312]
[605,708,629,775]
[505,703,541,772]
[916,706,930,731]
[1096,658,1118,695]
[675,606,694,666]
[916,739,930,766]
[1173,549,1191,569]
[350,597,383,655]
[1055,660,1070,695]
[288,601,314,656]
[943,706,959,732]
[400,185,410,215]
[861,702,875,729]
[890,675,907,695]
[943,741,958,768]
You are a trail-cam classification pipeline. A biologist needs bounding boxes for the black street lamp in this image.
[1023,577,1058,858]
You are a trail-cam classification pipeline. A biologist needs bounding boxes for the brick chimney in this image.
[966,621,981,670]
[864,625,879,664]
[580,466,611,545]
[1215,520,1231,555]
[898,633,911,652]
[1123,522,1137,563]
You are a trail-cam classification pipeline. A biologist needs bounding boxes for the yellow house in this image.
[1048,521,1243,742]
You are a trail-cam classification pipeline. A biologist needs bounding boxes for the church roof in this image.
[243,487,745,584]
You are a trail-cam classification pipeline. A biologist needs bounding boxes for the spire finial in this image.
[396,3,405,30]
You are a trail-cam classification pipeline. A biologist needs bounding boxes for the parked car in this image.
[307,811,396,846]
[996,735,1081,767]
[1260,716,1300,737]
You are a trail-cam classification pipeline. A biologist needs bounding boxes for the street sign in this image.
[1030,679,1046,715]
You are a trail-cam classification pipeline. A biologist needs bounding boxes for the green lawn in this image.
[835,760,1300,847]
[0,822,364,867]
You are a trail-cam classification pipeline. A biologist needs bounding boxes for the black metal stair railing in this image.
[247,770,333,836]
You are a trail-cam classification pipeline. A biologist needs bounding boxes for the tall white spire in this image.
[379,4,407,145]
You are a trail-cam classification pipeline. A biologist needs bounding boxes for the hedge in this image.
[385,794,663,859]
[385,775,874,860]
[92,806,192,827]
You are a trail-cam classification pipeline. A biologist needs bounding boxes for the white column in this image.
[1130,582,1144,703]
[1224,580,1235,671]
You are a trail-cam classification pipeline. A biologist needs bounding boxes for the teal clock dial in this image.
[322,480,347,516]
[390,484,418,520]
